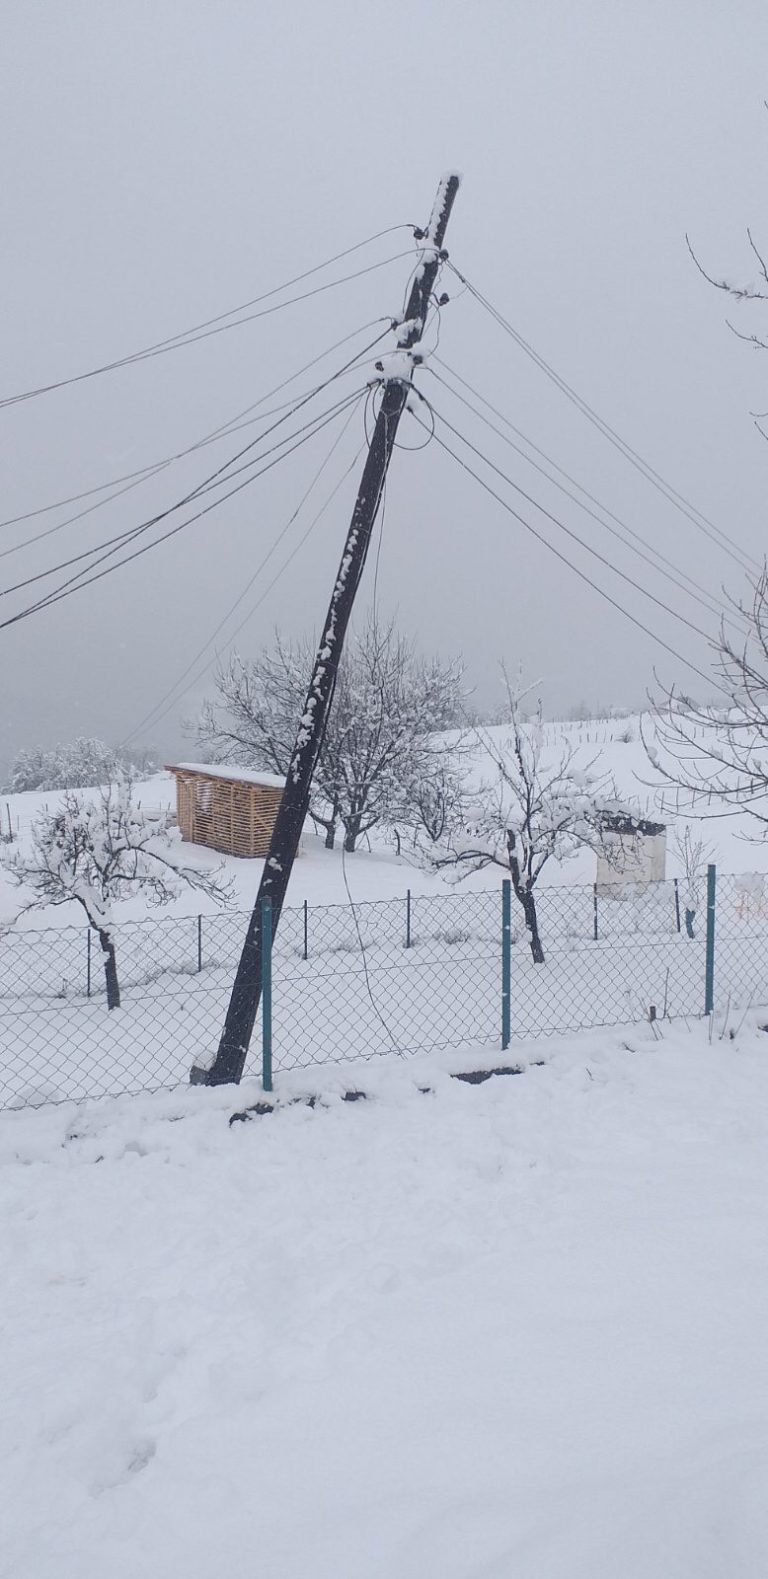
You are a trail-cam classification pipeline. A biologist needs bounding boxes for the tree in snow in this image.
[2,779,232,1008]
[672,825,714,939]
[4,737,158,794]
[423,677,625,963]
[645,568,768,835]
[195,616,466,853]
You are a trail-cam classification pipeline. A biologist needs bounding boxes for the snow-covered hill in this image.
[1,713,765,932]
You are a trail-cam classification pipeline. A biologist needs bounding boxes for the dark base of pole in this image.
[190,1062,238,1087]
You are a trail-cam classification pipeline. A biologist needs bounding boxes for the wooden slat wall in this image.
[172,771,282,858]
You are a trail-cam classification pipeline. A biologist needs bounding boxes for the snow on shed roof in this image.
[166,762,285,791]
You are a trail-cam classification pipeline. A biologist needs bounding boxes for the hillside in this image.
[1,713,764,933]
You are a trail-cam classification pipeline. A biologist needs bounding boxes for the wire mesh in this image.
[710,871,768,1015]
[0,873,765,1110]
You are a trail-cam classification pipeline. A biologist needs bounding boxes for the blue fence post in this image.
[86,928,91,998]
[501,880,511,1050]
[593,882,599,942]
[704,864,716,1017]
[197,914,203,973]
[261,895,273,1093]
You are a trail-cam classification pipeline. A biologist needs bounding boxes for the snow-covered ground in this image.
[1,713,766,935]
[2,1023,767,1578]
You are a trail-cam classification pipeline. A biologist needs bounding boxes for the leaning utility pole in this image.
[193,172,461,1087]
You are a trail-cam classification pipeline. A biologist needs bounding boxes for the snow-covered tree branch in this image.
[1,779,232,1008]
[195,615,467,853]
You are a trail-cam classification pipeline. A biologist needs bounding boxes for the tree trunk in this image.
[324,823,337,850]
[343,817,362,853]
[522,890,545,964]
[685,907,696,939]
[506,830,546,964]
[97,928,121,1010]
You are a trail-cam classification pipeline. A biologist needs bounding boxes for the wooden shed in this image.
[166,763,285,859]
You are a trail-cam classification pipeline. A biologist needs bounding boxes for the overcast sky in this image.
[2,0,768,772]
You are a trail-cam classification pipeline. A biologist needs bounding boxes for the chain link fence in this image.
[0,869,765,1109]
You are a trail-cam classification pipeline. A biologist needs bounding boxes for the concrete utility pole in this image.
[194,172,461,1087]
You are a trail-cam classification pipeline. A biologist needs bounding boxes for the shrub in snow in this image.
[195,615,467,853]
[2,779,232,1008]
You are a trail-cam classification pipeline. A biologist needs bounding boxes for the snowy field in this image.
[2,1023,768,1578]
[2,715,768,1107]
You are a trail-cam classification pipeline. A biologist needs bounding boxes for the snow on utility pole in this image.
[193,172,461,1087]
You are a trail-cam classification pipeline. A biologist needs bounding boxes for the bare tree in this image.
[423,678,624,963]
[2,779,232,1008]
[687,225,768,357]
[196,616,465,853]
[646,568,768,833]
[673,825,714,939]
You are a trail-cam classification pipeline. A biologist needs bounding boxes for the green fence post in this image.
[405,888,412,949]
[197,914,203,973]
[261,895,273,1093]
[502,879,511,1050]
[704,864,716,1017]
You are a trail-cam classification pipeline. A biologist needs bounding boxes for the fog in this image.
[3,0,768,775]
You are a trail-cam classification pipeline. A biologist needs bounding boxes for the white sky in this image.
[2,0,768,771]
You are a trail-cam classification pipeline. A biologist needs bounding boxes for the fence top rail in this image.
[0,869,764,942]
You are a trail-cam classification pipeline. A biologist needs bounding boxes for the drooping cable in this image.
[425,396,714,645]
[0,317,390,546]
[123,393,367,743]
[1,329,386,600]
[430,358,749,634]
[409,403,724,697]
[447,261,761,577]
[0,387,366,633]
[0,229,415,410]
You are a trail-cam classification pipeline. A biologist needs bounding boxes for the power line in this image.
[0,317,390,543]
[123,394,367,743]
[411,404,723,696]
[1,229,415,410]
[2,331,385,599]
[430,359,749,634]
[0,387,366,633]
[2,386,359,601]
[425,396,715,645]
[448,261,761,578]
[0,328,387,584]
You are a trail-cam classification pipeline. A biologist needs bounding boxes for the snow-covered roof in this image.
[166,763,285,791]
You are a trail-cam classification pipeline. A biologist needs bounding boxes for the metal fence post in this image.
[197,914,203,973]
[303,899,308,961]
[86,928,91,998]
[501,880,511,1050]
[405,888,412,949]
[673,878,681,934]
[593,882,599,942]
[261,895,273,1093]
[704,864,716,1016]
